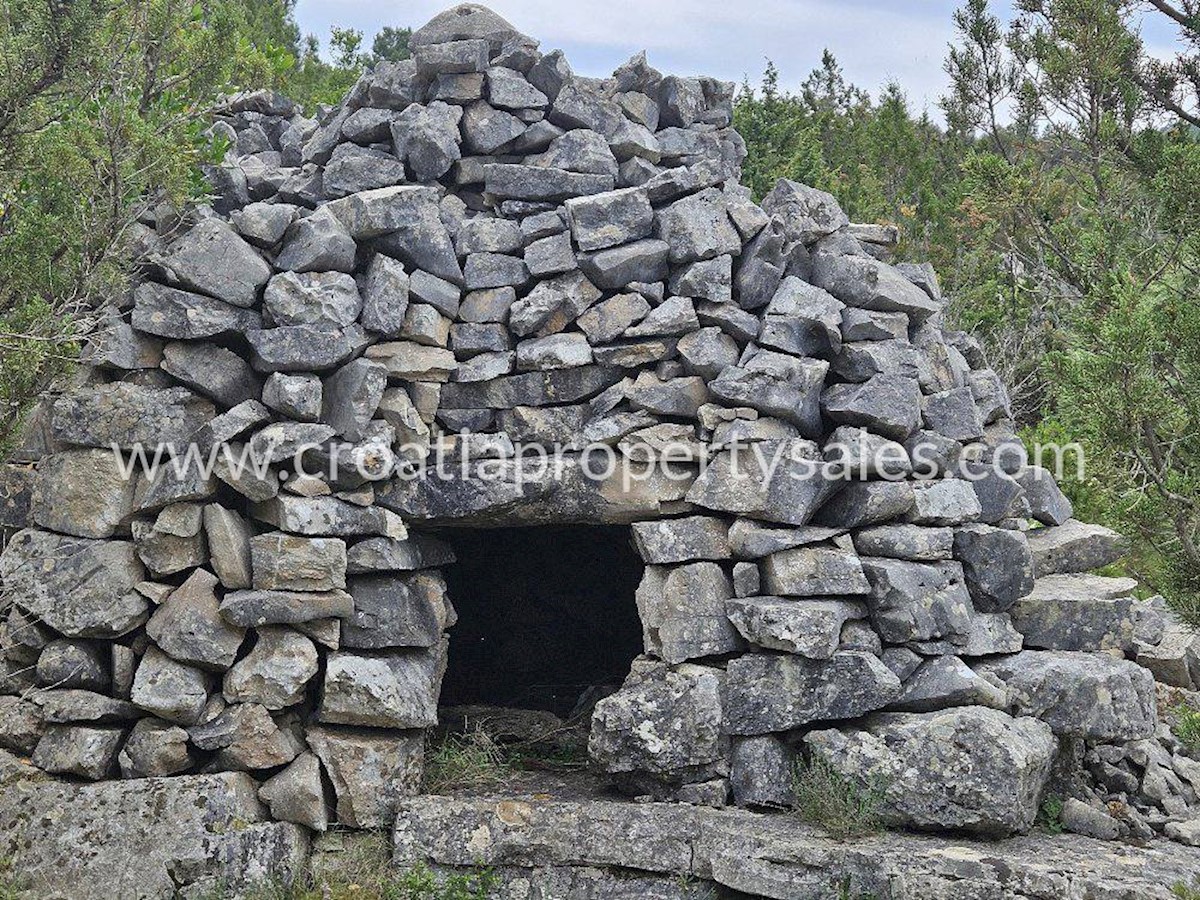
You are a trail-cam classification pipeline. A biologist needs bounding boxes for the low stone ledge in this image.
[392,795,1200,900]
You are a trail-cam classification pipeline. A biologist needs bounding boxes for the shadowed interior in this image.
[435,524,646,718]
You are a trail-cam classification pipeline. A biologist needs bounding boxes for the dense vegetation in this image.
[1,0,1197,621]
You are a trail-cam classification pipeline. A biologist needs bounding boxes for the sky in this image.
[293,0,1184,118]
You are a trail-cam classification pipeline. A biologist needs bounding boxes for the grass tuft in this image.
[791,755,887,839]
[1172,704,1200,751]
[422,728,515,795]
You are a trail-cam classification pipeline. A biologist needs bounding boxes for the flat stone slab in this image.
[393,795,1200,900]
[0,763,308,899]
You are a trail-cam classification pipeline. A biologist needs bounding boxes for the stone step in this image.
[392,794,1200,899]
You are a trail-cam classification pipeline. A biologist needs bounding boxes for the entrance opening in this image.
[435,524,645,719]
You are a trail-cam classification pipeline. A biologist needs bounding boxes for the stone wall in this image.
[0,1,1199,851]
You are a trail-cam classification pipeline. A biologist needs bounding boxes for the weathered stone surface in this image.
[35,641,109,691]
[276,208,357,273]
[260,751,329,832]
[0,697,44,754]
[246,323,370,373]
[589,661,727,785]
[31,724,125,779]
[251,533,347,592]
[813,480,915,528]
[804,707,1055,836]
[727,597,866,659]
[346,534,456,573]
[0,529,148,637]
[307,726,424,828]
[319,643,445,728]
[635,563,742,663]
[145,568,245,670]
[51,383,214,450]
[223,626,319,709]
[953,523,1035,612]
[631,516,729,563]
[203,503,253,589]
[860,557,973,645]
[219,588,354,627]
[810,253,941,322]
[760,546,869,597]
[31,449,134,538]
[687,440,837,527]
[342,572,452,650]
[132,281,261,340]
[822,374,922,441]
[762,179,849,244]
[853,524,953,561]
[1010,574,1139,652]
[162,340,262,407]
[889,655,1006,712]
[264,270,363,328]
[130,646,210,725]
[1015,465,1074,526]
[725,651,901,734]
[730,735,794,809]
[1027,519,1127,576]
[975,650,1157,740]
[252,494,405,538]
[565,187,653,251]
[163,218,271,307]
[906,478,982,526]
[118,717,194,777]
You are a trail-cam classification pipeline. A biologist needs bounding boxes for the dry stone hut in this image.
[1,4,1200,896]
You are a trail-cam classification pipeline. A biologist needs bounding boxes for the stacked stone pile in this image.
[1,2,1199,845]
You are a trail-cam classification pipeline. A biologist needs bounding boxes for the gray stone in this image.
[248,421,336,464]
[440,365,623,409]
[51,382,214,450]
[251,533,346,592]
[307,726,424,828]
[762,179,849,244]
[953,523,1035,612]
[391,101,463,180]
[810,253,941,322]
[0,529,148,637]
[163,218,270,308]
[322,358,388,441]
[118,717,194,777]
[462,100,525,153]
[322,144,407,197]
[890,656,1006,712]
[804,707,1055,836]
[464,252,529,290]
[262,372,322,421]
[231,201,299,248]
[484,163,614,202]
[687,440,836,527]
[342,572,453,649]
[730,735,794,808]
[760,546,869,597]
[524,231,575,277]
[264,271,363,328]
[487,65,548,108]
[822,374,922,441]
[814,481,915,529]
[34,689,139,724]
[1027,519,1127,576]
[36,639,109,691]
[367,340,458,381]
[963,461,1029,524]
[132,504,207,577]
[223,626,319,710]
[578,238,670,290]
[319,644,445,728]
[906,478,983,526]
[576,293,651,344]
[360,253,410,336]
[32,725,125,780]
[246,323,370,373]
[589,661,727,785]
[130,646,210,725]
[219,588,355,627]
[1015,465,1074,526]
[260,752,328,832]
[31,449,134,539]
[635,564,742,663]
[275,208,357,273]
[655,189,740,264]
[190,701,304,770]
[975,650,1156,740]
[162,341,261,407]
[0,697,44,755]
[565,187,653,251]
[725,651,901,735]
[515,332,592,370]
[842,307,909,342]
[132,281,262,340]
[631,516,729,563]
[853,525,953,561]
[860,558,973,645]
[1060,798,1121,841]
[709,361,827,437]
[1010,574,1139,652]
[251,494,405,538]
[923,386,984,441]
[727,598,867,659]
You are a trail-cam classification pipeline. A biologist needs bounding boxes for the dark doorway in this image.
[436,525,645,718]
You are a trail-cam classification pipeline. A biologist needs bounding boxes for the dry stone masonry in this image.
[2,3,1200,888]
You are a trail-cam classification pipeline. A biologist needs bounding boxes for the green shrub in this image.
[1037,796,1064,834]
[1172,704,1200,751]
[791,755,888,839]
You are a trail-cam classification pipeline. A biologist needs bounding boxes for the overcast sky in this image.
[293,1,1183,118]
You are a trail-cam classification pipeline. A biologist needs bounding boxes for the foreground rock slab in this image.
[0,768,308,899]
[392,794,1200,900]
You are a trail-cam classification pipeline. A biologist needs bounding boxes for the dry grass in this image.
[791,755,888,839]
[422,728,515,795]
